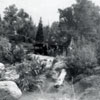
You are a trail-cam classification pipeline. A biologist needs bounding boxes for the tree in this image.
[58,0,100,45]
[0,16,6,36]
[43,25,50,42]
[17,9,36,42]
[3,5,36,43]
[48,21,61,45]
[35,17,44,42]
[3,4,18,35]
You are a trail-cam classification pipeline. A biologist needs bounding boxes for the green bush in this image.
[0,37,25,64]
[66,44,97,78]
[12,44,25,63]
[16,58,46,92]
[54,44,97,83]
[0,37,12,63]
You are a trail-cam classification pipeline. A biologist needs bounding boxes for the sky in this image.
[0,0,100,26]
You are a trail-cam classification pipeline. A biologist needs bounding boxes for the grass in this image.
[20,92,71,100]
[19,75,100,100]
[19,79,73,100]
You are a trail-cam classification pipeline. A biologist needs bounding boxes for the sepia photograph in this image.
[0,0,100,100]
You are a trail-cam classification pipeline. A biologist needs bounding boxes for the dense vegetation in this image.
[1,0,100,93]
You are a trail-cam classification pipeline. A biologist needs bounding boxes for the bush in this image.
[55,44,97,83]
[16,58,46,92]
[0,37,12,63]
[0,37,25,64]
[67,44,97,79]
[12,44,25,63]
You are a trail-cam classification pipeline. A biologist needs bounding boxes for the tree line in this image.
[0,0,100,56]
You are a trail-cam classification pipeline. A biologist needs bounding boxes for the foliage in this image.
[17,10,36,42]
[0,37,25,64]
[16,57,46,92]
[0,37,12,63]
[48,21,60,44]
[3,4,18,35]
[11,44,25,63]
[54,44,97,82]
[3,5,36,43]
[43,25,50,42]
[66,44,97,79]
[58,0,100,44]
[35,17,44,42]
[0,17,6,36]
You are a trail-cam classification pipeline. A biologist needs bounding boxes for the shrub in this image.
[0,37,12,63]
[16,58,46,92]
[12,44,25,63]
[66,44,97,79]
[54,44,97,83]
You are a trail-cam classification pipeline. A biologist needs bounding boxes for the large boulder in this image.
[51,61,67,79]
[54,69,67,86]
[51,61,67,87]
[53,61,66,70]
[0,81,22,100]
[27,54,54,68]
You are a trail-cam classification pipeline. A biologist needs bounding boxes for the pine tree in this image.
[35,17,44,42]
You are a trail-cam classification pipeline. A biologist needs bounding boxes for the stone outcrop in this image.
[53,61,66,70]
[52,61,67,87]
[28,54,54,68]
[0,81,22,100]
[54,69,67,86]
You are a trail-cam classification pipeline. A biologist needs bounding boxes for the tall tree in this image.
[3,4,18,35]
[17,9,36,42]
[43,25,50,42]
[0,16,5,36]
[35,17,44,42]
[58,0,100,45]
[3,5,36,43]
[48,21,60,44]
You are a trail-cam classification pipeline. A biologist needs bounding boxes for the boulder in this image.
[28,54,54,68]
[0,81,22,100]
[54,69,67,86]
[0,63,5,72]
[50,61,67,87]
[53,61,66,70]
[51,61,67,80]
[4,68,19,81]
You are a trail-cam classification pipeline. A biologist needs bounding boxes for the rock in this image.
[4,68,19,81]
[51,61,67,80]
[0,81,22,100]
[28,54,54,68]
[53,61,66,70]
[51,61,67,87]
[0,63,5,72]
[54,69,67,86]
